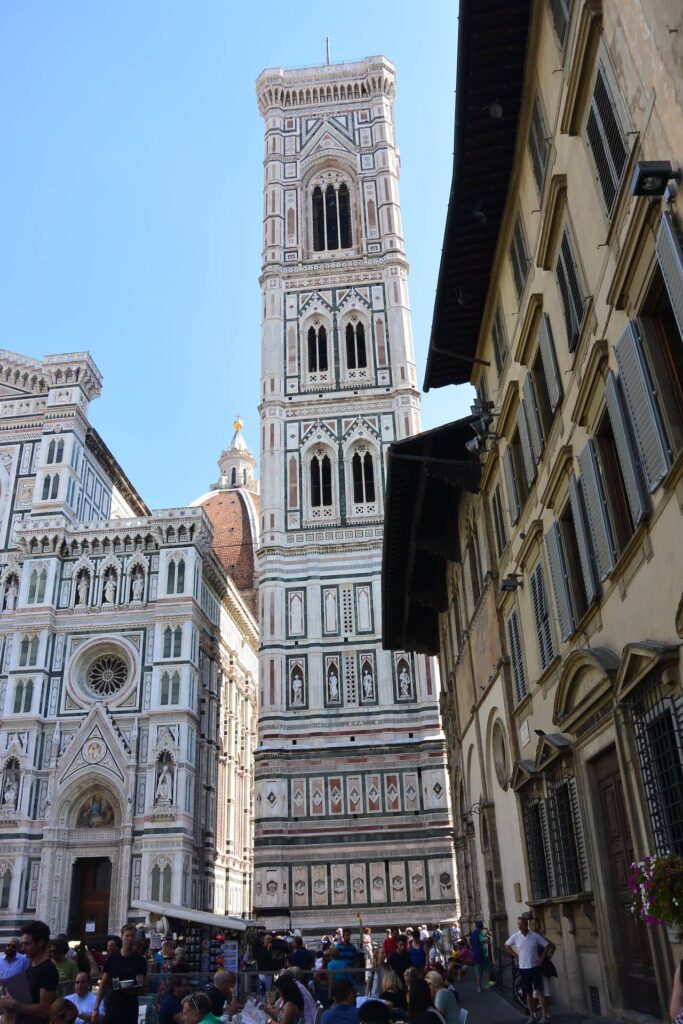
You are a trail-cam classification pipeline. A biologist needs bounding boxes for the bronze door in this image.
[594,747,659,1017]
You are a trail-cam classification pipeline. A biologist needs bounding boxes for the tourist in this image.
[66,972,100,1023]
[358,1001,391,1024]
[93,923,147,1024]
[48,1000,78,1024]
[321,978,359,1024]
[203,970,238,1018]
[181,992,223,1024]
[425,973,457,1024]
[469,922,492,993]
[261,972,304,1024]
[0,937,30,981]
[407,932,426,973]
[504,916,555,1024]
[49,939,78,993]
[406,979,445,1024]
[74,946,99,982]
[158,976,190,1024]
[383,929,399,958]
[289,936,315,972]
[257,933,275,993]
[283,966,317,1024]
[367,946,388,998]
[0,920,59,1022]
[388,937,411,982]
[335,930,359,980]
[379,968,405,1012]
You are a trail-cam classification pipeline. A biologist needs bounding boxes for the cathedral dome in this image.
[191,418,260,615]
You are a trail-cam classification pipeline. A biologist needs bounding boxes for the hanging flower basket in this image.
[629,854,683,929]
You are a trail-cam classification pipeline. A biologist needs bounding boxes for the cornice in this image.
[570,339,608,427]
[536,176,568,271]
[540,445,574,511]
[559,0,603,137]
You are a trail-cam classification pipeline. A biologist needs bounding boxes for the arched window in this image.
[310,452,332,509]
[55,440,64,462]
[307,324,328,373]
[29,636,39,665]
[13,682,24,714]
[151,863,172,902]
[42,476,51,501]
[167,558,185,594]
[161,672,170,705]
[171,672,180,704]
[352,451,376,504]
[163,628,172,658]
[151,864,160,900]
[0,869,10,909]
[345,320,367,370]
[19,638,30,667]
[28,571,38,604]
[176,559,185,592]
[173,627,182,658]
[167,561,175,594]
[312,181,353,251]
[50,474,59,500]
[47,441,55,464]
[231,467,237,486]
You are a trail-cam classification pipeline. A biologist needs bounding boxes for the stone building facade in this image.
[0,349,258,938]
[254,57,456,930]
[383,1,683,1020]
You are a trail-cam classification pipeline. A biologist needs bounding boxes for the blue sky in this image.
[0,1,473,510]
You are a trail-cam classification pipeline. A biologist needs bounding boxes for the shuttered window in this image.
[568,474,598,606]
[517,402,537,486]
[492,305,508,376]
[577,440,616,580]
[615,321,673,490]
[546,770,590,895]
[586,62,629,215]
[506,609,528,703]
[547,0,572,46]
[656,213,683,339]
[491,484,508,558]
[530,562,555,670]
[522,799,552,900]
[529,94,550,193]
[545,521,575,641]
[556,228,585,351]
[503,447,521,525]
[538,314,562,412]
[523,375,544,462]
[604,370,647,524]
[510,215,530,301]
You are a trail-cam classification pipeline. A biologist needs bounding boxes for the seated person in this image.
[321,979,359,1024]
[204,970,240,1018]
[159,975,190,1024]
[359,1001,391,1024]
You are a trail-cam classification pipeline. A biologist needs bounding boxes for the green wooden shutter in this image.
[615,322,671,491]
[545,521,575,640]
[506,610,528,703]
[577,440,616,580]
[523,375,544,460]
[517,404,536,487]
[604,370,647,524]
[656,213,683,339]
[568,474,598,605]
[503,447,521,525]
[538,313,562,411]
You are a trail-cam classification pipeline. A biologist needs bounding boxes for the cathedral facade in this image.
[0,350,258,938]
[254,57,457,929]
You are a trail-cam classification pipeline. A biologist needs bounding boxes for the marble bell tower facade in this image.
[254,56,457,929]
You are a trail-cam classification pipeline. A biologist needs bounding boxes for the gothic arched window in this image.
[307,324,328,373]
[167,558,185,595]
[312,181,353,252]
[346,320,367,370]
[13,680,32,714]
[173,627,182,658]
[55,440,64,463]
[352,451,376,504]
[163,627,172,659]
[310,452,332,509]
[47,441,55,464]
[0,869,10,909]
[42,476,51,501]
[50,474,59,500]
[161,672,170,705]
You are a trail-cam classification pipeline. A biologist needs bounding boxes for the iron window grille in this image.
[522,798,552,899]
[629,671,683,856]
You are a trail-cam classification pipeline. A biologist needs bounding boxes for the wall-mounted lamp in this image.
[630,160,681,197]
[500,573,524,593]
[485,100,503,120]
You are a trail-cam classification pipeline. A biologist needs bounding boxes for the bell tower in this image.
[254,56,456,929]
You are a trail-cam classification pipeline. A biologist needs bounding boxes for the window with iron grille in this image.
[492,305,508,376]
[586,62,629,216]
[529,94,550,193]
[491,484,508,559]
[546,769,589,895]
[510,215,530,302]
[530,562,555,671]
[522,798,552,899]
[629,672,683,856]
[547,0,572,46]
[556,227,585,351]
[506,610,528,703]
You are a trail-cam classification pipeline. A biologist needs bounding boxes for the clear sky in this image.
[0,1,473,510]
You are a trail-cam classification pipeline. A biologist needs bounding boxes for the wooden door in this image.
[72,858,111,938]
[594,747,660,1016]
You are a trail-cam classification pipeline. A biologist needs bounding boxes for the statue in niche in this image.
[291,673,304,706]
[103,572,116,605]
[76,573,89,606]
[155,759,173,806]
[327,669,339,702]
[398,663,412,698]
[362,665,374,698]
[4,578,18,611]
[2,768,18,810]
[131,571,144,602]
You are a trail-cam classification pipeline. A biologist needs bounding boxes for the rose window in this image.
[87,655,128,696]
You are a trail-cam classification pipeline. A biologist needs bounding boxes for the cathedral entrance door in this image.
[68,857,112,939]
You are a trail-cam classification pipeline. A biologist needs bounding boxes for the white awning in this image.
[131,899,254,933]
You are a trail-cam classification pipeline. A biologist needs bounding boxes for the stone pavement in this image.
[455,971,592,1024]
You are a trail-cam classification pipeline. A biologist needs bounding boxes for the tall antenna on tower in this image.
[326,36,331,64]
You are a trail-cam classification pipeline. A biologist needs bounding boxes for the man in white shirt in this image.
[66,971,101,1023]
[504,916,555,1024]
[0,938,30,981]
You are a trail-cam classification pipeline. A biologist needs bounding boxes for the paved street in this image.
[456,972,596,1024]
